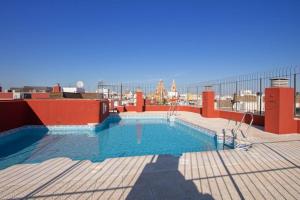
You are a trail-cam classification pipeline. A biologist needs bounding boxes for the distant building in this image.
[155,80,167,103]
[124,90,133,99]
[10,86,52,93]
[168,80,178,98]
[240,90,255,96]
[62,87,85,93]
[52,83,62,93]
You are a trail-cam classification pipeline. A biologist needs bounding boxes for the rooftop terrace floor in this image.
[1,112,300,200]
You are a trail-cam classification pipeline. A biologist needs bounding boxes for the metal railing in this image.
[96,81,202,107]
[188,66,300,116]
[97,66,300,116]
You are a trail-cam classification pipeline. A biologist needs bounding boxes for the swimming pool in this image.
[0,116,223,169]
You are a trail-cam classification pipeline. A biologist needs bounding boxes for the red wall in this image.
[31,93,50,99]
[297,120,300,133]
[116,105,139,112]
[125,105,137,112]
[177,106,201,114]
[0,92,50,100]
[0,99,109,132]
[116,106,125,112]
[0,100,32,132]
[117,104,263,126]
[26,99,108,125]
[218,110,264,126]
[144,105,262,125]
[145,105,170,111]
[0,92,13,100]
[145,105,201,114]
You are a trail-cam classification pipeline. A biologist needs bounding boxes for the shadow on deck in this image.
[126,155,213,200]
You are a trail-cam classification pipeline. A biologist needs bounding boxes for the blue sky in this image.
[0,0,299,91]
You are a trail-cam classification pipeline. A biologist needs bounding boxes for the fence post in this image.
[186,87,189,104]
[196,86,199,106]
[294,74,297,116]
[120,83,123,106]
[219,83,221,110]
[259,78,262,115]
[235,81,238,111]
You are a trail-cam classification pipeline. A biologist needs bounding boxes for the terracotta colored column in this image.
[265,87,297,134]
[202,91,218,118]
[52,83,61,93]
[136,91,144,112]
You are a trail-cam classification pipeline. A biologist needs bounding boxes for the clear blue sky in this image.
[0,0,299,91]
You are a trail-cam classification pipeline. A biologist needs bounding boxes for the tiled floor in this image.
[1,112,300,200]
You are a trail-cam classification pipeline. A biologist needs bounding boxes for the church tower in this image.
[171,80,176,92]
[155,79,167,103]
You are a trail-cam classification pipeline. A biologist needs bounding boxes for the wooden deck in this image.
[1,112,300,200]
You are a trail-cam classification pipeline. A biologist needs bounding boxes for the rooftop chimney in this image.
[270,78,289,88]
[52,83,61,93]
[204,85,213,91]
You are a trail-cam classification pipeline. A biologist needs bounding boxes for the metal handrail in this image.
[233,112,254,138]
[167,102,178,120]
[222,112,254,149]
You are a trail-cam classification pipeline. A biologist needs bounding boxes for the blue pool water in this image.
[0,117,222,169]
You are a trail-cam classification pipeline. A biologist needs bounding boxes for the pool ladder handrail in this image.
[222,112,254,150]
[167,102,178,120]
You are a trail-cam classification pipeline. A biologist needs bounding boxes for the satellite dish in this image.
[76,81,84,88]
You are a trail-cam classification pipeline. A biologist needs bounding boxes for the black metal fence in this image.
[97,80,202,107]
[97,66,300,116]
[188,66,300,116]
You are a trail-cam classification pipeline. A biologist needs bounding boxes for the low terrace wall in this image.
[0,92,13,100]
[0,99,109,132]
[0,100,31,132]
[31,93,50,99]
[218,110,264,126]
[145,105,201,114]
[116,104,263,126]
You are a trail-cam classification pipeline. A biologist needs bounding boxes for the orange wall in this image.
[116,106,125,112]
[31,93,50,99]
[297,120,300,133]
[0,100,33,132]
[0,99,109,132]
[116,105,201,114]
[125,105,137,112]
[0,92,13,100]
[218,110,264,126]
[0,92,50,100]
[145,105,201,114]
[178,106,201,113]
[118,104,263,126]
[26,99,108,125]
[145,105,170,111]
